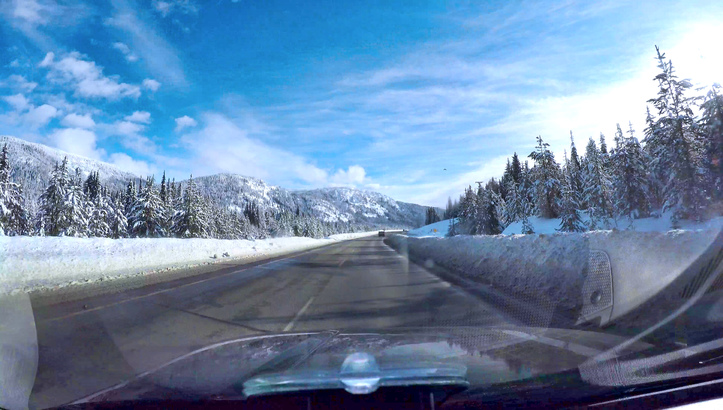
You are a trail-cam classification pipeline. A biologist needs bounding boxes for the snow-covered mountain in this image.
[192,174,430,228]
[1,136,432,229]
[0,136,135,207]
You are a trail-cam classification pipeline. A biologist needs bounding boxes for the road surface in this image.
[29,236,512,408]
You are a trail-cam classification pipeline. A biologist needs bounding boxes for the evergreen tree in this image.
[511,152,522,184]
[129,176,166,237]
[700,84,723,200]
[643,106,665,212]
[107,195,128,238]
[64,175,89,237]
[0,144,28,235]
[612,123,649,222]
[529,135,562,218]
[171,176,209,238]
[582,137,613,230]
[123,180,136,220]
[558,155,587,232]
[568,131,584,201]
[159,171,167,204]
[88,193,111,237]
[645,46,707,222]
[37,158,70,236]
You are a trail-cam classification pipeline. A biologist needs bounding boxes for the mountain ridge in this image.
[1,135,434,228]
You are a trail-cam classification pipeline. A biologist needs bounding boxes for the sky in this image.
[1,0,722,206]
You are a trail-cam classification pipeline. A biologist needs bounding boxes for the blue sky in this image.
[1,0,722,206]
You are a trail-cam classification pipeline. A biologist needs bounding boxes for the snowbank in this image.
[502,212,723,235]
[407,218,458,238]
[0,232,376,294]
[387,227,721,326]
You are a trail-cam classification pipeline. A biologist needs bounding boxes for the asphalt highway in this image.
[28,236,513,408]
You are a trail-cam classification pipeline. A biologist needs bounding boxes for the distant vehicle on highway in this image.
[378,230,385,237]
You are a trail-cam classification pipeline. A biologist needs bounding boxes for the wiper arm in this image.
[243,351,468,397]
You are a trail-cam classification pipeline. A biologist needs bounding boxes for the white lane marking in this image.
[283,296,315,332]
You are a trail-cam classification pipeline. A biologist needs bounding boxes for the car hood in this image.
[72,326,651,404]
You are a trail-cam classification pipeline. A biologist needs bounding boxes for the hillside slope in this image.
[1,136,432,229]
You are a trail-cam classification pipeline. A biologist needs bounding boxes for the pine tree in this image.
[568,131,584,202]
[123,180,136,220]
[129,176,166,237]
[159,171,167,204]
[529,135,562,218]
[107,195,128,238]
[582,137,612,230]
[171,175,209,238]
[0,144,28,235]
[511,152,522,184]
[88,193,111,237]
[558,155,587,232]
[37,158,70,236]
[645,46,707,222]
[643,106,665,212]
[612,123,649,222]
[64,169,89,237]
[700,84,723,200]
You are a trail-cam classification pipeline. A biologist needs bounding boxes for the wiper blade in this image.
[243,352,468,396]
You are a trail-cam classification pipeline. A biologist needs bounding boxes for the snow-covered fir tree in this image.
[129,176,166,237]
[0,143,28,236]
[644,46,707,222]
[582,137,613,230]
[107,195,128,238]
[612,123,650,223]
[88,193,112,237]
[171,175,209,238]
[36,158,71,236]
[529,135,562,218]
[558,154,587,232]
[568,132,584,201]
[700,84,723,200]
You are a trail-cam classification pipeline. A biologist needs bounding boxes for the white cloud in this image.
[112,42,138,62]
[39,51,141,100]
[23,104,58,129]
[49,128,104,160]
[3,74,38,91]
[152,0,198,17]
[105,1,187,87]
[142,78,161,92]
[124,111,151,124]
[330,165,367,186]
[60,113,95,129]
[174,115,196,132]
[102,120,157,154]
[182,113,329,186]
[108,152,154,176]
[3,93,30,111]
[1,94,58,129]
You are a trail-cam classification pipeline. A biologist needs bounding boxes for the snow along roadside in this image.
[386,228,721,325]
[0,232,377,295]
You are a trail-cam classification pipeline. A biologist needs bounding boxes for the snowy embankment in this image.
[388,226,721,324]
[407,218,458,238]
[0,232,376,295]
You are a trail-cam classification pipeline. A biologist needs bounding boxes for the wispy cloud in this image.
[112,42,138,62]
[39,51,142,100]
[106,0,187,87]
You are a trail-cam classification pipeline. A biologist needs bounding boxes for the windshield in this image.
[1,0,722,408]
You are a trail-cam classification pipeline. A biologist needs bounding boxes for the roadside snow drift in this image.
[0,233,375,294]
[407,218,458,238]
[387,227,721,325]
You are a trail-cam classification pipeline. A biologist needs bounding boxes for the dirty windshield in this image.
[0,0,722,408]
